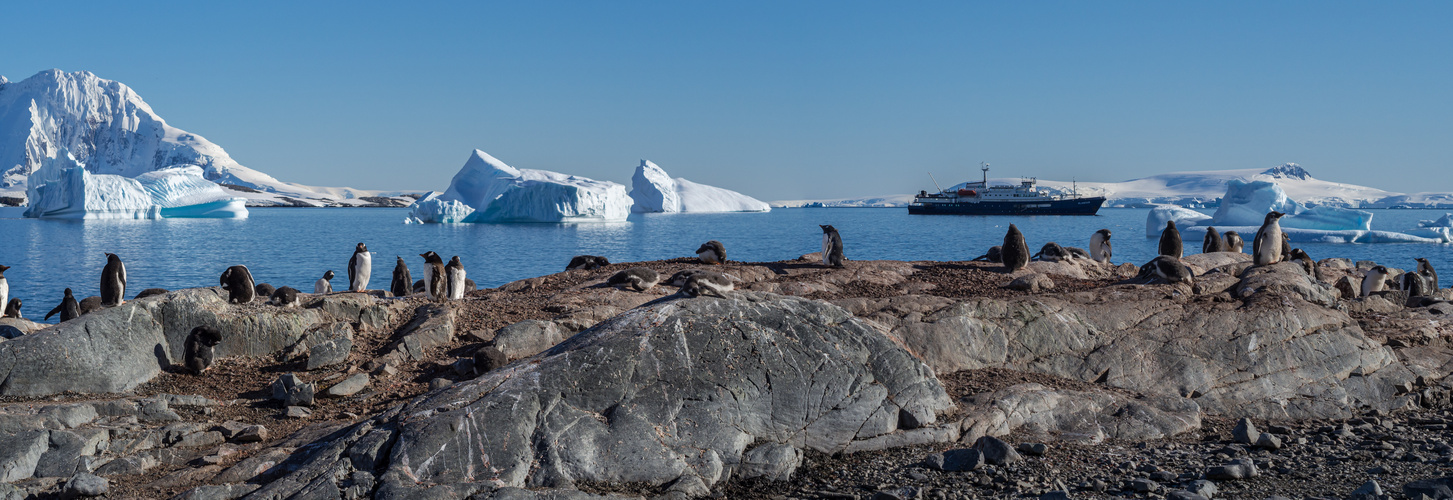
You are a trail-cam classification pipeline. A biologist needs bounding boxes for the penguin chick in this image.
[1203,227,1226,253]
[567,255,611,271]
[315,270,335,294]
[1001,225,1029,272]
[254,283,277,299]
[1158,221,1183,258]
[270,286,300,307]
[608,267,660,292]
[219,265,256,304]
[1090,229,1113,263]
[681,271,735,298]
[668,269,710,287]
[183,326,224,375]
[1138,256,1194,284]
[391,256,412,298]
[2,298,19,318]
[1223,231,1244,253]
[972,246,1003,263]
[45,288,80,322]
[696,241,727,265]
[1361,265,1389,297]
[1032,242,1072,262]
[1416,257,1439,290]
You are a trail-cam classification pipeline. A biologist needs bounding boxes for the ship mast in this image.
[980,162,989,187]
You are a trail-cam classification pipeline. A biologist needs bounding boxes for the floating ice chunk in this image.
[1279,205,1372,231]
[23,151,246,219]
[1146,205,1212,237]
[1418,213,1453,228]
[407,150,630,223]
[629,160,770,213]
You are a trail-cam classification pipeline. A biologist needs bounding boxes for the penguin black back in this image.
[972,246,1003,263]
[391,256,412,297]
[3,298,20,318]
[566,255,610,271]
[45,288,80,322]
[271,286,300,307]
[1203,227,1225,253]
[219,265,256,304]
[254,283,277,299]
[819,225,845,267]
[183,326,224,374]
[1001,224,1029,272]
[1158,221,1183,258]
[420,251,446,301]
[100,253,127,306]
[1417,258,1439,289]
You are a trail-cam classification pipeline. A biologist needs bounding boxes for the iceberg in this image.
[407,150,630,223]
[23,151,246,219]
[1146,205,1212,237]
[1405,213,1453,242]
[629,160,770,213]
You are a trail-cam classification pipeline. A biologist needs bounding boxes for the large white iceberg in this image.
[629,160,770,213]
[407,150,630,223]
[23,151,246,219]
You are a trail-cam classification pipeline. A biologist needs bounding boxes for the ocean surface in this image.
[2,207,1450,324]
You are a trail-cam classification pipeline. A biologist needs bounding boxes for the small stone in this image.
[974,436,1022,465]
[1206,458,1258,480]
[1350,479,1383,498]
[284,406,312,419]
[234,425,267,443]
[270,374,315,407]
[306,337,353,370]
[325,373,369,398]
[1232,418,1259,445]
[1166,491,1209,500]
[451,358,475,376]
[1255,432,1283,450]
[474,346,509,373]
[64,472,108,497]
[925,449,983,472]
[1005,273,1054,292]
[429,378,452,390]
[214,421,247,439]
[138,398,180,422]
[1017,443,1048,456]
[1128,478,1157,492]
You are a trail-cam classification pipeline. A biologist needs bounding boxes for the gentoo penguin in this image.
[420,251,446,301]
[134,288,168,300]
[314,271,334,294]
[1398,270,1429,298]
[270,286,300,307]
[1223,231,1245,253]
[696,241,727,265]
[1065,247,1092,260]
[348,243,372,292]
[820,225,845,268]
[44,288,80,322]
[1158,221,1183,258]
[0,265,9,316]
[1203,227,1226,254]
[681,271,734,298]
[1279,232,1292,263]
[1288,249,1315,275]
[78,296,103,315]
[445,256,467,300]
[100,253,127,306]
[1252,212,1286,266]
[667,269,709,287]
[3,298,20,318]
[607,267,660,292]
[566,255,610,271]
[183,326,223,375]
[219,265,256,304]
[254,283,277,299]
[391,256,412,298]
[1032,242,1072,262]
[1089,229,1112,263]
[1001,224,1030,272]
[972,246,1003,263]
[1416,258,1439,289]
[1139,256,1194,284]
[1361,265,1389,297]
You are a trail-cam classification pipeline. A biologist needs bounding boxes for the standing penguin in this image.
[0,265,9,315]
[445,256,467,300]
[183,326,223,375]
[820,225,845,268]
[3,298,20,318]
[348,243,372,292]
[1223,231,1245,253]
[1361,265,1389,297]
[420,252,446,301]
[1089,229,1112,263]
[391,256,412,298]
[219,265,256,304]
[1398,270,1429,298]
[315,270,334,294]
[100,253,127,306]
[1001,224,1030,272]
[1158,221,1183,258]
[696,241,727,265]
[44,288,80,322]
[1203,227,1226,253]
[1416,258,1439,290]
[1279,233,1292,263]
[1252,212,1286,266]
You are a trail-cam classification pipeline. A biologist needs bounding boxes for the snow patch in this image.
[407,150,630,223]
[629,160,769,213]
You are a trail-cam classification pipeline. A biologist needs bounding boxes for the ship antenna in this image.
[928,172,944,193]
[981,162,989,187]
[1073,178,1077,199]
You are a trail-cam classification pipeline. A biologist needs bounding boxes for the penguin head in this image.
[819,225,836,233]
[356,243,368,253]
[323,270,335,280]
[7,298,18,309]
[1095,229,1112,240]
[63,288,73,297]
[1165,221,1176,229]
[449,256,462,266]
[1371,265,1389,276]
[1290,249,1309,260]
[1006,224,1021,236]
[1265,211,1286,223]
[105,253,120,262]
[0,265,9,274]
[219,268,232,286]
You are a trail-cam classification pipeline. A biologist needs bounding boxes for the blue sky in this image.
[4,1,1449,200]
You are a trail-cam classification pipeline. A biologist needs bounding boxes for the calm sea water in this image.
[2,207,1450,324]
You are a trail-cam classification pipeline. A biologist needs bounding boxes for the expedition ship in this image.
[907,163,1105,216]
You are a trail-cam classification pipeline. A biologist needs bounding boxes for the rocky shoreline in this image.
[0,252,1449,499]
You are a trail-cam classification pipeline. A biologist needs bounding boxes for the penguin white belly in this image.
[822,234,832,265]
[315,278,331,294]
[0,278,7,310]
[447,268,466,300]
[424,266,437,298]
[351,254,372,291]
[698,250,719,264]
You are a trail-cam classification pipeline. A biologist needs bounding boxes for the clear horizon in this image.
[4,1,1450,200]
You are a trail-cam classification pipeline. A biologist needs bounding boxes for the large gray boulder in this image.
[958,383,1200,444]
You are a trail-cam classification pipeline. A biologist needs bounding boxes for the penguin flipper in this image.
[45,303,63,320]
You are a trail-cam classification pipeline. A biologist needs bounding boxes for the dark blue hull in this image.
[907,197,1106,215]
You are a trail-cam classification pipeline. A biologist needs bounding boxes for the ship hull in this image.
[907,197,1106,216]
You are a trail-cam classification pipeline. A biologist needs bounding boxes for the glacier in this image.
[629,160,770,213]
[1146,179,1444,244]
[23,151,246,219]
[407,150,630,223]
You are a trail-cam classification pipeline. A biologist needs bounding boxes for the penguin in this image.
[1089,229,1112,263]
[1416,258,1439,290]
[0,265,9,316]
[566,255,611,271]
[3,298,20,318]
[1032,242,1072,262]
[100,253,127,306]
[820,225,845,268]
[681,271,734,298]
[314,271,334,294]
[348,243,372,292]
[445,256,467,300]
[1398,271,1429,298]
[254,283,277,299]
[183,326,223,375]
[134,288,168,300]
[972,246,1003,263]
[1139,256,1194,284]
[78,296,103,315]
[607,267,660,292]
[1158,221,1183,258]
[1252,212,1286,266]
[44,288,80,322]
[219,265,256,304]
[1223,231,1245,253]
[667,269,710,287]
[1279,232,1292,263]
[1203,227,1226,254]
[1065,247,1091,259]
[1289,249,1315,276]
[391,256,412,298]
[271,286,300,307]
[1001,224,1030,272]
[1361,265,1389,297]
[420,251,446,301]
[696,241,727,265]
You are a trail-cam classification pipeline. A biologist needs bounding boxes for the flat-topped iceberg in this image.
[629,160,770,213]
[23,152,246,219]
[407,150,630,223]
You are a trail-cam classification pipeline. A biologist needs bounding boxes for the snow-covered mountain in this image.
[629,160,769,213]
[774,164,1451,209]
[0,69,410,207]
